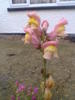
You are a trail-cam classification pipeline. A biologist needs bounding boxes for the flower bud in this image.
[44,88,52,100]
[41,20,49,32]
[46,76,55,89]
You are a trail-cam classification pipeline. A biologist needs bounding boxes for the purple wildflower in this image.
[11,95,15,100]
[33,87,38,95]
[32,95,36,100]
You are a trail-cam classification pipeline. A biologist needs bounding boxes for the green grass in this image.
[0,38,75,100]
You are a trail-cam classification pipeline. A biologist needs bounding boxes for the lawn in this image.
[0,38,75,100]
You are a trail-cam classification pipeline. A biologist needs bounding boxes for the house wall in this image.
[0,0,75,34]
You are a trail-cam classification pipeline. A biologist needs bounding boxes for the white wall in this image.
[0,0,75,34]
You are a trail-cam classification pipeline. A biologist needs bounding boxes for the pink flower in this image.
[57,18,68,26]
[24,26,33,35]
[27,11,40,26]
[24,26,41,48]
[47,31,57,40]
[58,18,68,25]
[32,27,42,37]
[42,40,58,49]
[42,39,59,60]
[31,35,40,48]
[16,83,25,93]
[41,20,49,31]
[54,18,68,37]
[24,26,33,44]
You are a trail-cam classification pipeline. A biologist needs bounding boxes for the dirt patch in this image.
[0,38,75,100]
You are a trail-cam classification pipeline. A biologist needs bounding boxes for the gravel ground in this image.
[0,38,75,100]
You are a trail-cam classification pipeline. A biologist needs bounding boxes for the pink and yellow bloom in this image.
[24,26,41,48]
[24,33,32,44]
[42,40,58,60]
[24,26,33,44]
[22,12,68,100]
[54,18,68,37]
[27,12,40,28]
[31,35,40,48]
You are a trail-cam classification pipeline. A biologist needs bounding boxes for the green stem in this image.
[43,58,47,93]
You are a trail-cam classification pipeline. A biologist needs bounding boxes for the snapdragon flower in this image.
[42,39,58,60]
[24,26,41,48]
[27,12,40,28]
[24,12,42,49]
[54,18,68,37]
[23,12,68,100]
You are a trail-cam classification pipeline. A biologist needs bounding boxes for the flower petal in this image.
[57,18,68,26]
[31,35,40,48]
[42,39,58,49]
[43,51,52,60]
[24,33,31,44]
[27,12,40,26]
[41,20,49,31]
[47,31,57,40]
